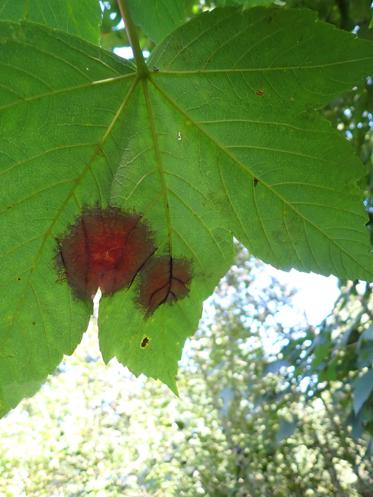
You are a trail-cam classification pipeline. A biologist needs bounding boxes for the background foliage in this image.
[0,1,372,494]
[0,253,372,497]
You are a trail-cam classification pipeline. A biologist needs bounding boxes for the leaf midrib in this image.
[142,79,173,254]
[0,73,135,113]
[152,56,373,73]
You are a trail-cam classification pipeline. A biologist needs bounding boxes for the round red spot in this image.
[56,207,155,299]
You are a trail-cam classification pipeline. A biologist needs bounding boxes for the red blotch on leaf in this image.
[138,256,192,316]
[56,207,155,299]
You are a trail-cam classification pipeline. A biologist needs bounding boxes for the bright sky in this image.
[114,46,152,59]
[268,267,340,326]
[114,46,133,58]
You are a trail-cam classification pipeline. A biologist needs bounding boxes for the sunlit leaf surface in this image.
[0,7,372,413]
[0,0,101,43]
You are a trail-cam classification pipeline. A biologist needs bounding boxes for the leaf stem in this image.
[335,0,350,30]
[116,0,148,78]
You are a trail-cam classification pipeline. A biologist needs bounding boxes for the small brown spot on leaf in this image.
[138,256,192,316]
[255,89,264,97]
[140,336,150,348]
[17,277,21,281]
[253,177,259,187]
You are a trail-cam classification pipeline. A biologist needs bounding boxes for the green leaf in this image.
[369,437,373,456]
[100,29,129,52]
[1,6,373,410]
[264,359,290,374]
[102,7,373,389]
[353,370,373,414]
[311,333,331,369]
[276,416,298,444]
[357,326,373,368]
[0,0,101,43]
[128,0,195,43]
[127,0,275,44]
[215,0,274,6]
[0,22,134,415]
[99,259,232,392]
[98,80,233,389]
[149,7,373,280]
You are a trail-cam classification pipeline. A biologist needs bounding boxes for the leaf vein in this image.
[150,77,373,277]
[167,187,226,259]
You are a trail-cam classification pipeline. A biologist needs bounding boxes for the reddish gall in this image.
[138,256,192,316]
[56,207,155,299]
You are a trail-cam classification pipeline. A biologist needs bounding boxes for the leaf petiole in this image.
[117,0,149,78]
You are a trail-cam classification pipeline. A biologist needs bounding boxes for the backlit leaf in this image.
[0,0,101,43]
[128,0,195,43]
[1,6,373,412]
[149,7,373,279]
[353,370,373,414]
[0,22,134,414]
